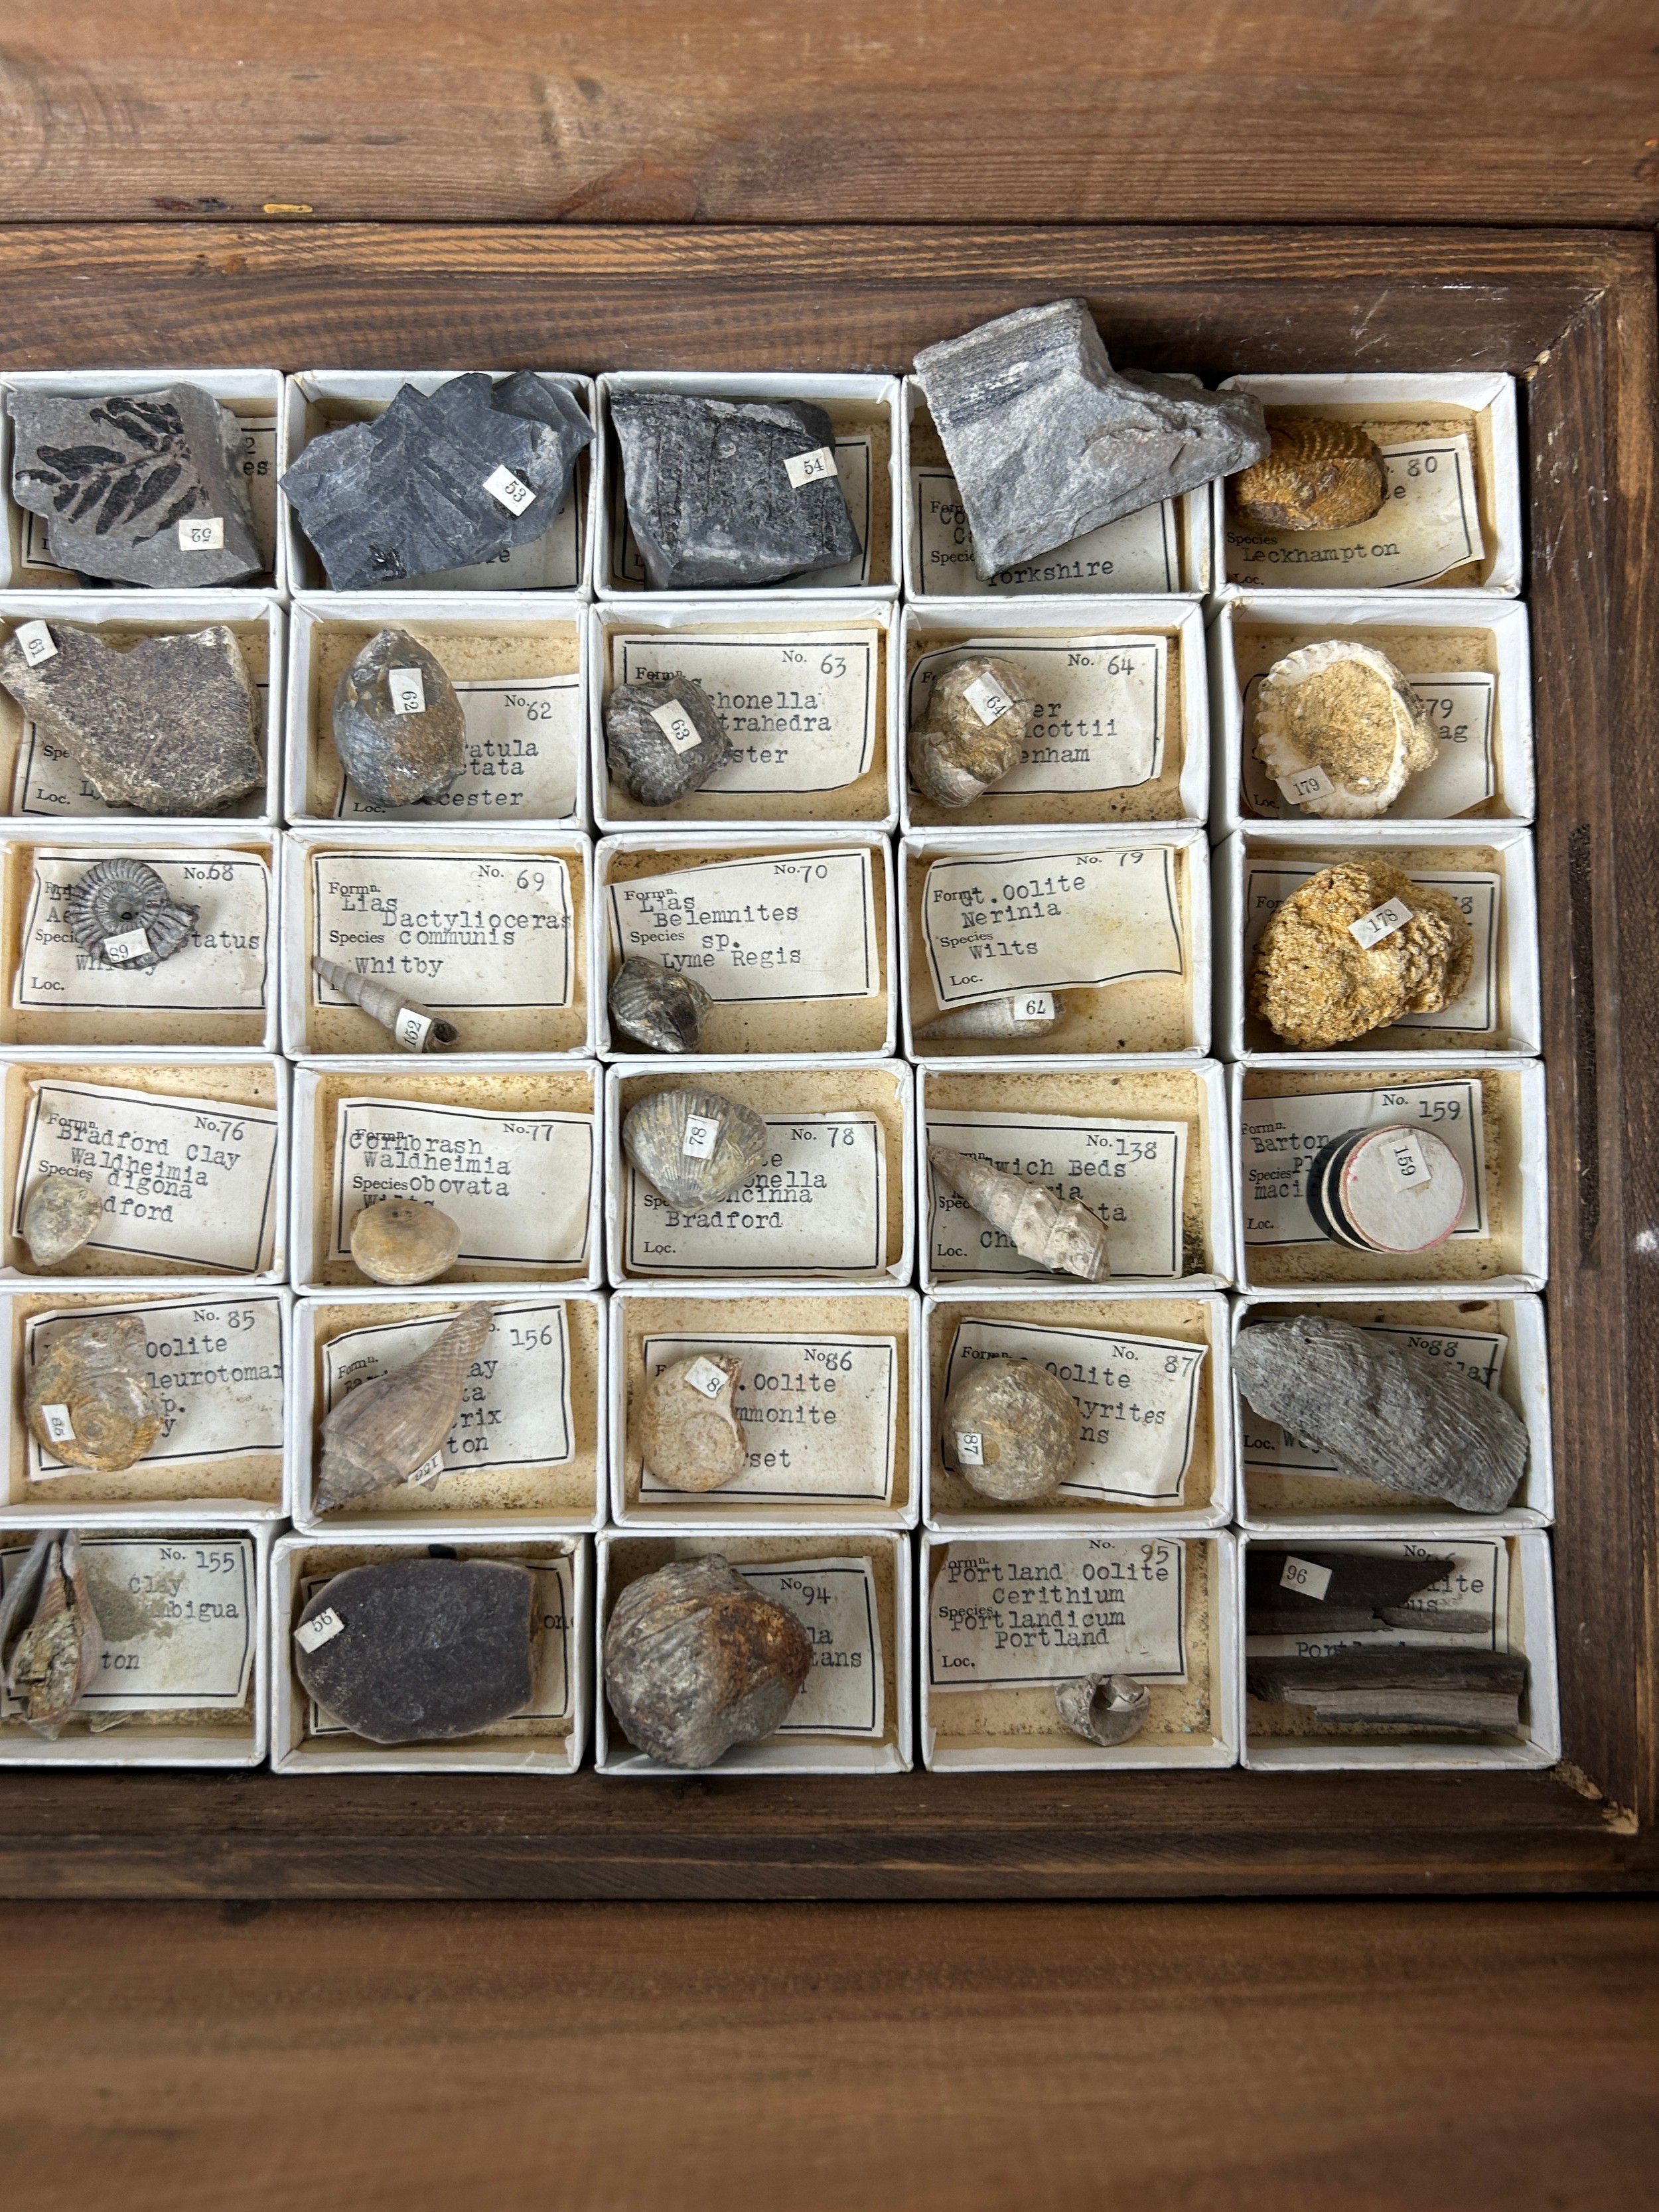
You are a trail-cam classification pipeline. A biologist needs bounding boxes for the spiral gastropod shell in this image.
[24,1311,165,1472]
[908,656,1035,808]
[1054,1673,1151,1747]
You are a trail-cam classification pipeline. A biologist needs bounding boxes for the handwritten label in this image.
[1238,1079,1487,1246]
[963,671,1015,725]
[13,849,269,1013]
[921,844,1183,1009]
[683,1356,729,1400]
[784,445,837,490]
[1226,433,1486,590]
[294,1607,344,1653]
[928,1538,1187,1690]
[13,1082,279,1274]
[11,678,271,820]
[618,437,872,590]
[1244,670,1499,819]
[944,1318,1206,1504]
[1278,764,1336,807]
[910,636,1169,797]
[681,1114,718,1159]
[913,467,1181,595]
[1280,1555,1332,1601]
[26,1293,285,1479]
[638,1334,898,1502]
[613,631,878,795]
[15,621,56,667]
[334,676,582,821]
[321,1302,574,1479]
[388,668,426,717]
[741,1558,884,1735]
[179,516,224,551]
[38,1403,75,1444]
[311,850,572,1013]
[926,1111,1189,1282]
[1,1535,257,1712]
[624,1111,885,1276]
[1243,1323,1506,1477]
[392,1008,432,1052]
[1248,1538,1509,1657]
[483,463,535,516]
[1244,865,1501,1034]
[608,848,878,1006]
[330,1100,592,1270]
[649,699,703,755]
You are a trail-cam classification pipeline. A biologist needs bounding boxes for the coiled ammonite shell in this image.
[1233,419,1386,532]
[67,857,198,970]
[636,1352,747,1492]
[940,1354,1082,1504]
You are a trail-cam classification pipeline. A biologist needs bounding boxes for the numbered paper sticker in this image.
[784,446,837,490]
[388,668,427,717]
[15,621,56,667]
[295,1607,345,1653]
[483,464,536,516]
[649,700,703,755]
[613,632,878,796]
[1279,1556,1333,1601]
[13,849,267,1015]
[1248,1539,1509,1657]
[334,676,583,821]
[179,517,225,551]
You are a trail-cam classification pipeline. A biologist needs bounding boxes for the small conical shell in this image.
[908,656,1036,808]
[1254,640,1439,819]
[622,1086,769,1210]
[311,956,459,1053]
[914,991,1063,1042]
[315,1303,496,1510]
[636,1353,747,1493]
[1054,1674,1150,1747]
[3,1531,102,1739]
[21,1176,104,1267]
[1232,418,1386,532]
[349,1199,463,1287]
[24,1312,165,1472]
[940,1355,1080,1503]
[609,956,712,1054]
[928,1145,1110,1282]
[68,857,198,970]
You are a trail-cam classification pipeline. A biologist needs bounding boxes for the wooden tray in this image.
[0,222,1652,1897]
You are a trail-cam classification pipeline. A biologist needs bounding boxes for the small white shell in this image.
[914,992,1062,1042]
[1054,1674,1151,1747]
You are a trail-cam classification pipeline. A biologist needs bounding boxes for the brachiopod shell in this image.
[1249,859,1474,1050]
[914,991,1063,1042]
[928,1145,1110,1282]
[331,629,467,810]
[603,1554,813,1769]
[68,857,198,970]
[908,656,1036,808]
[1232,419,1386,532]
[1054,1674,1151,1747]
[24,1312,165,1472]
[311,956,459,1053]
[1254,641,1439,819]
[609,956,712,1054]
[349,1198,463,1287]
[21,1176,104,1268]
[0,1530,103,1739]
[622,1086,768,1210]
[605,676,731,806]
[636,1353,747,1493]
[940,1354,1080,1504]
[315,1303,496,1509]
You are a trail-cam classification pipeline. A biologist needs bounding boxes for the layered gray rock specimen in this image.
[281,373,591,591]
[604,673,731,804]
[914,298,1269,577]
[1233,1314,1528,1515]
[1246,1649,1526,1732]
[611,392,860,590]
[332,628,467,809]
[7,384,262,587]
[293,1558,536,1744]
[0,620,263,814]
[1245,1545,1461,1638]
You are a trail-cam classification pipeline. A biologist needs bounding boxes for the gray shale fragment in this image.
[611,392,860,590]
[293,1558,535,1744]
[0,621,263,814]
[914,298,1269,578]
[7,383,262,587]
[331,628,467,810]
[603,1554,814,1769]
[1233,1314,1528,1515]
[605,674,732,804]
[280,373,591,591]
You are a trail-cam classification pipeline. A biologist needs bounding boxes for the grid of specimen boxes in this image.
[0,363,1555,1776]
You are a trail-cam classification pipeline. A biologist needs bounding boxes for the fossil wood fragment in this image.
[311,956,459,1053]
[331,630,467,810]
[1246,1648,1526,1732]
[68,857,198,970]
[1232,419,1386,532]
[940,1355,1080,1505]
[349,1199,463,1288]
[928,1145,1109,1282]
[914,992,1063,1042]
[0,621,263,815]
[293,1557,536,1742]
[914,299,1268,577]
[1244,1546,1461,1639]
[7,384,261,587]
[636,1353,748,1493]
[603,1554,814,1768]
[23,1311,165,1473]
[622,1086,768,1211]
[608,956,712,1054]
[908,656,1035,808]
[1054,1674,1151,1747]
[0,1530,103,1738]
[21,1176,104,1267]
[1234,1315,1528,1513]
[1250,859,1474,1049]
[1254,641,1438,819]
[605,676,732,805]
[315,1303,496,1509]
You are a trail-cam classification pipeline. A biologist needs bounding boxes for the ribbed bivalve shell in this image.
[1233,418,1386,532]
[315,1303,496,1509]
[927,1144,1110,1282]
[609,956,712,1054]
[940,1354,1081,1504]
[622,1086,768,1210]
[1254,640,1439,819]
